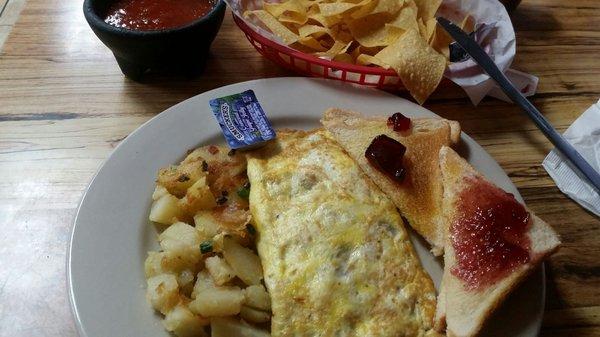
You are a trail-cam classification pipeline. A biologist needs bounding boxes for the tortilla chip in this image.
[333,52,354,63]
[460,14,475,33]
[298,36,329,51]
[424,17,437,42]
[387,5,419,31]
[358,45,384,55]
[350,0,405,19]
[264,0,306,17]
[315,40,353,57]
[298,24,330,37]
[247,10,300,45]
[417,18,427,39]
[318,0,370,17]
[369,0,405,16]
[413,0,441,21]
[430,22,452,59]
[308,12,342,27]
[430,15,474,59]
[356,53,390,68]
[375,29,446,103]
[333,27,355,43]
[299,0,322,6]
[348,13,402,48]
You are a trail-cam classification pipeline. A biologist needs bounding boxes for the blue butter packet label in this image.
[209,90,276,149]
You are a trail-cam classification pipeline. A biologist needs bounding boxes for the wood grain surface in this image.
[0,0,25,48]
[0,0,598,336]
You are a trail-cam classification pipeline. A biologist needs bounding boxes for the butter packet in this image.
[209,90,276,149]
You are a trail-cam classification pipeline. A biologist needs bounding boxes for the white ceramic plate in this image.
[68,77,544,337]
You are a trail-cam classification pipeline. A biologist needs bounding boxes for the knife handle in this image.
[491,68,600,192]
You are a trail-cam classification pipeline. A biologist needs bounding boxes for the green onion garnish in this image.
[237,182,251,199]
[199,240,213,254]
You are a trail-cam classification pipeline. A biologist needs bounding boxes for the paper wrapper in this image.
[543,99,600,217]
[226,0,538,104]
[440,0,538,104]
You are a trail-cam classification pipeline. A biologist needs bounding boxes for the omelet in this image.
[246,129,439,337]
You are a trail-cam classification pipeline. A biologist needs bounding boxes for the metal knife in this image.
[436,16,600,192]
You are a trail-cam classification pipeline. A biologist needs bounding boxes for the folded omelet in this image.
[247,129,439,337]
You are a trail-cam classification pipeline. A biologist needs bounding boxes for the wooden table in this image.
[0,0,598,336]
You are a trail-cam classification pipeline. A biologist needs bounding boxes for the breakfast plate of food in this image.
[68,77,559,337]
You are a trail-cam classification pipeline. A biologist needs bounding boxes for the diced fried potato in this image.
[205,256,235,285]
[177,269,196,297]
[211,233,225,253]
[145,251,197,278]
[189,286,245,317]
[145,251,165,277]
[147,144,272,335]
[157,167,194,198]
[152,185,169,201]
[192,270,217,300]
[193,210,221,239]
[149,194,187,225]
[146,274,179,314]
[181,145,222,165]
[210,317,270,337]
[240,306,271,324]
[179,177,217,214]
[159,222,202,264]
[163,303,210,337]
[184,146,248,197]
[230,230,253,248]
[158,160,207,198]
[223,237,264,285]
[210,205,252,241]
[145,251,170,277]
[243,285,271,311]
[183,146,246,178]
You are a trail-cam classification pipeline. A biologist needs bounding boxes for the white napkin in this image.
[542,99,600,217]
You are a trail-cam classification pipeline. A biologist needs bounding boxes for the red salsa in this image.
[365,135,407,183]
[387,112,411,132]
[450,176,531,290]
[104,0,216,31]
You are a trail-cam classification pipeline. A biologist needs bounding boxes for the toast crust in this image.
[435,146,560,337]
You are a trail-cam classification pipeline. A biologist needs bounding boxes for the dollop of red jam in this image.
[104,0,216,31]
[387,112,411,132]
[451,176,531,290]
[365,135,407,183]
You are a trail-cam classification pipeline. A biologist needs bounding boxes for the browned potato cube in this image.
[223,237,263,285]
[146,274,179,314]
[179,177,217,214]
[149,194,186,225]
[189,286,244,317]
[163,303,210,337]
[210,317,270,337]
[240,306,270,323]
[158,159,207,198]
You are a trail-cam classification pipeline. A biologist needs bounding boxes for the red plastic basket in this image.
[233,13,405,91]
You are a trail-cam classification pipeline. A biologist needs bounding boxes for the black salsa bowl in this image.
[83,0,226,80]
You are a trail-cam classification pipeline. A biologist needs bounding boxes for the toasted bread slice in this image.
[322,108,460,255]
[435,146,560,337]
